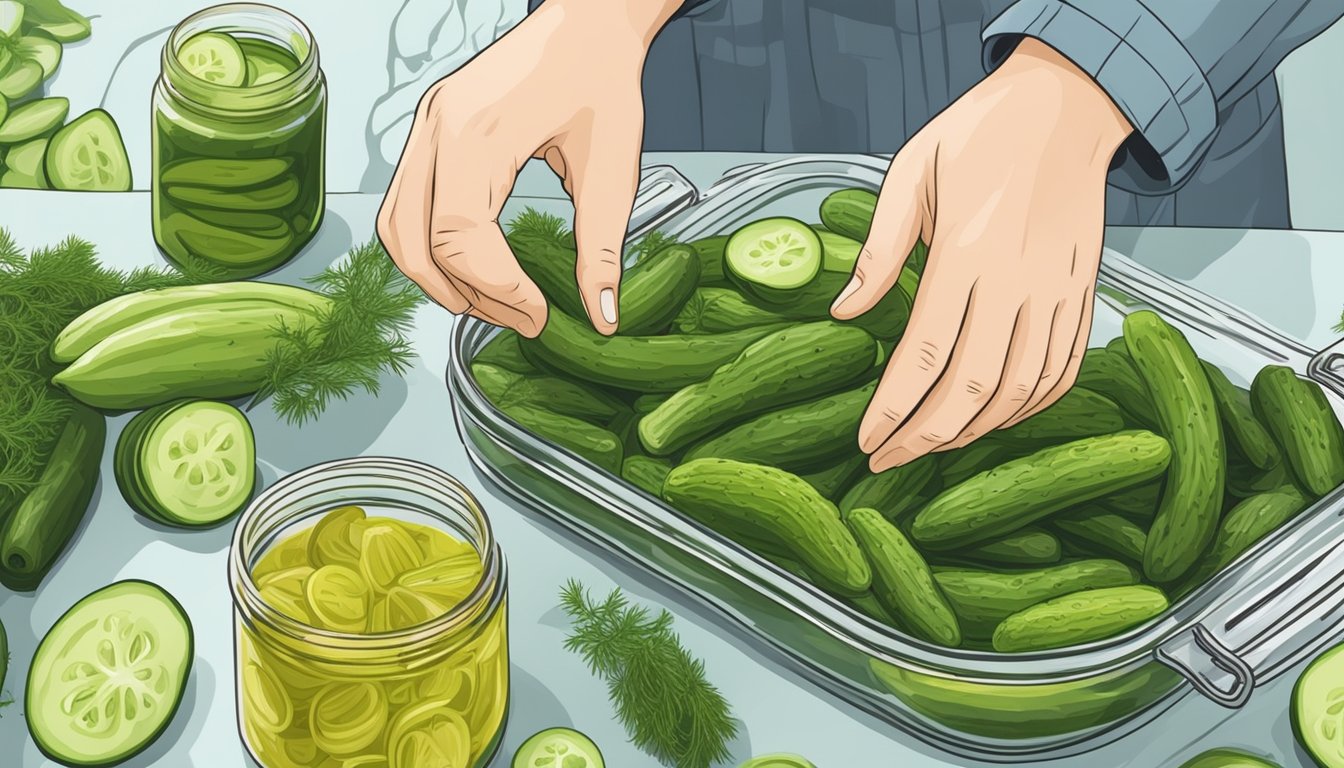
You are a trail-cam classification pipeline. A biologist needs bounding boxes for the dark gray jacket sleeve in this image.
[983,1,1344,194]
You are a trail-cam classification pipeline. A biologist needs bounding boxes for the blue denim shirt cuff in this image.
[983,0,1218,195]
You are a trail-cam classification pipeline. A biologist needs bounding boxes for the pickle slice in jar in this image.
[164,174,301,212]
[240,38,300,86]
[308,506,368,568]
[369,586,450,633]
[388,702,472,768]
[257,565,315,623]
[242,660,295,734]
[310,681,388,757]
[164,212,295,268]
[252,528,313,580]
[305,564,370,632]
[512,728,605,768]
[397,554,481,608]
[359,522,424,593]
[177,31,247,86]
[160,156,293,189]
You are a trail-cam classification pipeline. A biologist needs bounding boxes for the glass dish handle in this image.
[1307,337,1344,400]
[628,165,700,240]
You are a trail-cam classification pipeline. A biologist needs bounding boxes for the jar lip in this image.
[228,456,505,649]
[162,2,321,115]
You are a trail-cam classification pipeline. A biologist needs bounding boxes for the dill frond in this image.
[626,230,677,264]
[1335,309,1344,334]
[506,208,570,241]
[560,580,737,768]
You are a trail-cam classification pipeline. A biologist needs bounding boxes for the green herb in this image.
[1334,309,1344,334]
[507,208,570,242]
[254,237,426,425]
[560,580,737,768]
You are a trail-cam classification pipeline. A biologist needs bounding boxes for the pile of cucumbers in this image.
[475,190,1344,654]
[0,0,132,191]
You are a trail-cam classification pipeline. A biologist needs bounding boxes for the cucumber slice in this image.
[190,208,291,238]
[5,136,48,177]
[177,31,246,87]
[165,212,295,267]
[725,217,822,291]
[513,727,605,768]
[164,173,300,211]
[817,229,863,273]
[21,35,63,79]
[0,58,42,101]
[739,755,818,768]
[0,0,23,39]
[35,19,89,42]
[115,400,256,528]
[27,580,194,767]
[239,38,299,86]
[19,0,92,41]
[0,95,66,143]
[1295,642,1344,768]
[45,109,133,191]
[159,156,292,188]
[1,168,44,188]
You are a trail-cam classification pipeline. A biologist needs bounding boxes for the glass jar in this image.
[228,458,509,768]
[152,3,326,279]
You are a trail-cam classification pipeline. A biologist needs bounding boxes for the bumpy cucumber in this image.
[1077,348,1159,428]
[507,224,586,319]
[819,188,876,245]
[473,331,538,375]
[632,392,670,414]
[618,243,700,335]
[933,559,1137,641]
[1227,457,1293,499]
[911,431,1171,550]
[961,527,1061,567]
[839,454,939,519]
[1177,749,1282,768]
[1251,365,1344,497]
[673,287,792,334]
[1052,508,1148,564]
[1202,361,1281,471]
[988,387,1125,449]
[939,441,1016,487]
[471,362,625,425]
[501,404,623,473]
[620,455,672,496]
[735,261,918,339]
[799,455,867,500]
[662,459,872,595]
[639,322,877,455]
[849,591,901,626]
[1202,487,1309,576]
[1099,481,1163,521]
[991,585,1168,653]
[848,508,960,646]
[1124,311,1226,583]
[683,381,875,472]
[688,235,729,286]
[525,308,785,392]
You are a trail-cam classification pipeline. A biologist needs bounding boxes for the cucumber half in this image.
[45,109,133,191]
[177,31,247,87]
[27,580,194,767]
[115,399,257,528]
[725,217,822,291]
[513,727,605,768]
[1295,642,1344,768]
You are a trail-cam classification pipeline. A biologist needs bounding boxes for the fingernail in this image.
[831,278,862,313]
[600,288,617,325]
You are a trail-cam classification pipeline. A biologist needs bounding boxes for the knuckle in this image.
[915,340,947,372]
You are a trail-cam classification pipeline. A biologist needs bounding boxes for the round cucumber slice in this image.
[0,58,42,100]
[239,38,299,86]
[21,35,63,79]
[1295,642,1344,767]
[389,702,472,768]
[725,217,822,291]
[27,580,194,767]
[0,96,68,144]
[513,727,605,768]
[45,109,133,191]
[176,31,246,87]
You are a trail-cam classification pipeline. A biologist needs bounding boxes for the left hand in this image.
[831,38,1134,473]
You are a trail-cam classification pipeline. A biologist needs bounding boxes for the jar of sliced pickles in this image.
[228,458,509,768]
[152,4,326,279]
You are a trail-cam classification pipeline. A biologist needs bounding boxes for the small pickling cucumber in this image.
[847,508,961,646]
[632,392,670,414]
[1227,457,1294,499]
[987,387,1125,449]
[1099,480,1163,521]
[620,455,672,497]
[617,242,701,335]
[1251,365,1344,497]
[177,31,247,86]
[799,455,867,500]
[939,440,1016,487]
[513,727,605,768]
[1203,361,1281,471]
[473,330,538,375]
[525,307,785,392]
[502,403,623,474]
[819,188,876,245]
[839,454,939,519]
[817,229,862,273]
[724,217,822,293]
[960,527,1062,567]
[1051,508,1148,565]
[1178,749,1282,768]
[911,431,1171,550]
[1295,642,1344,768]
[0,96,68,143]
[639,321,877,455]
[663,459,872,596]
[991,585,1168,653]
[472,362,625,425]
[933,559,1137,642]
[673,286,793,334]
[688,235,729,286]
[848,591,901,626]
[506,213,586,318]
[1124,310,1225,583]
[46,110,133,192]
[1187,487,1310,585]
[1077,347,1159,428]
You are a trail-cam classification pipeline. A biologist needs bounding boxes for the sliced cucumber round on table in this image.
[1295,641,1344,768]
[45,109,133,191]
[27,580,194,767]
[115,400,257,528]
[0,58,42,100]
[0,96,67,144]
[725,217,822,291]
[177,31,247,86]
[21,34,64,79]
[513,727,605,768]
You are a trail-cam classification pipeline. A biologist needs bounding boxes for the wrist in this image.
[1001,37,1134,156]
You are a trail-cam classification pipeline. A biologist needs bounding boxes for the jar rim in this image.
[161,3,321,116]
[228,456,506,652]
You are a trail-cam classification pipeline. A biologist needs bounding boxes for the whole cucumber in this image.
[799,455,868,501]
[1251,365,1344,497]
[51,282,331,364]
[620,455,673,496]
[1202,361,1281,471]
[502,404,623,474]
[960,527,1061,567]
[991,585,1169,652]
[839,454,939,519]
[1226,457,1293,499]
[617,243,701,335]
[525,308,786,392]
[1195,487,1310,581]
[0,404,105,590]
[848,508,961,646]
[683,382,876,472]
[939,441,1016,487]
[933,559,1138,641]
[632,392,671,414]
[911,431,1171,550]
[640,322,877,455]
[663,459,872,596]
[52,302,318,410]
[1077,348,1159,428]
[1051,508,1148,565]
[1099,481,1163,521]
[507,226,587,319]
[688,235,729,286]
[471,362,625,425]
[1177,749,1282,768]
[673,287,793,334]
[819,188,877,244]
[988,387,1125,449]
[473,330,538,375]
[1125,311,1226,583]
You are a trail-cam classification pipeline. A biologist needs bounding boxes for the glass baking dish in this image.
[446,156,1344,761]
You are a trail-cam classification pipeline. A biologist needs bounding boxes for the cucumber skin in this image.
[1177,749,1282,768]
[52,282,331,364]
[1293,643,1344,768]
[632,392,670,414]
[939,441,1016,487]
[0,405,104,590]
[911,431,1172,550]
[689,235,730,286]
[1099,481,1163,521]
[1203,361,1281,471]
[800,455,867,501]
[525,308,786,392]
[988,387,1125,449]
[617,243,701,335]
[1197,487,1310,581]
[663,459,872,596]
[507,230,586,319]
[738,268,915,339]
[683,381,875,472]
[848,508,960,646]
[620,455,672,496]
[502,404,623,474]
[1051,509,1148,564]
[1227,457,1293,499]
[473,331,538,375]
[1251,365,1344,497]
[471,362,624,425]
[933,559,1138,641]
[673,287,792,334]
[1077,348,1159,428]
[960,527,1061,567]
[1125,311,1226,583]
[819,188,876,244]
[839,454,939,519]
[991,585,1168,653]
[639,321,877,455]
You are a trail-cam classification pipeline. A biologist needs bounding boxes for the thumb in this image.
[831,164,924,320]
[569,132,641,336]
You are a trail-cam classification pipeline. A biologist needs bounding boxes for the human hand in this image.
[377,0,681,337]
[832,38,1134,472]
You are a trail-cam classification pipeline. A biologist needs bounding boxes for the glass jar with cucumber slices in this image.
[228,458,509,768]
[152,4,326,279]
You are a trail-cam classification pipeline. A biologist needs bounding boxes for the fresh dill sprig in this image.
[256,238,426,425]
[506,208,570,241]
[626,229,678,263]
[560,580,737,768]
[1334,309,1344,334]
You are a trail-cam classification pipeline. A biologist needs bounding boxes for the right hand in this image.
[377,1,676,337]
